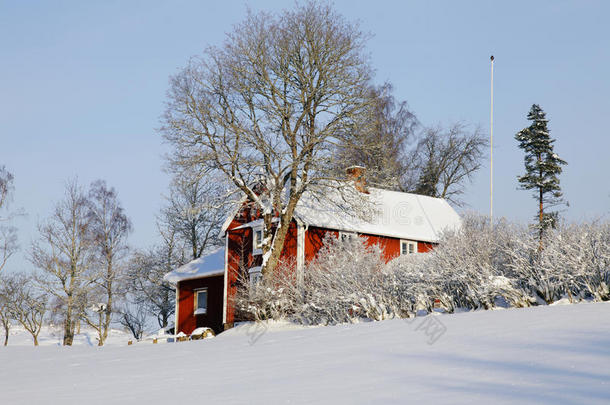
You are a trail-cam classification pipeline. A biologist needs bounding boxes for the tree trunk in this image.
[3,329,8,346]
[63,309,74,346]
[191,225,198,259]
[262,224,290,277]
[101,297,111,346]
[538,153,544,250]
[539,186,544,250]
[33,335,39,346]
[100,261,113,346]
[261,199,300,277]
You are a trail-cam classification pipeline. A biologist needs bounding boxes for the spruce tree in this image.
[515,104,567,243]
[414,160,439,197]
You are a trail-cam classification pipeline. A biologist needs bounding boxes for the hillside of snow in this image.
[1,303,609,404]
[2,325,132,347]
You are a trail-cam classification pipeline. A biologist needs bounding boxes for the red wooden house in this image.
[164,169,461,335]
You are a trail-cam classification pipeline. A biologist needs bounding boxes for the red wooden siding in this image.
[279,221,298,263]
[225,220,300,326]
[225,227,252,326]
[304,226,337,261]
[418,241,435,253]
[177,274,224,334]
[303,225,434,263]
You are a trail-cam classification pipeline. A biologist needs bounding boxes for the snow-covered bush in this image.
[234,267,298,322]
[235,236,390,324]
[236,215,610,326]
[538,221,610,301]
[389,216,532,312]
[299,236,388,324]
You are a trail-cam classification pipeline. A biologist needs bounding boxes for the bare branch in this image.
[162,2,374,276]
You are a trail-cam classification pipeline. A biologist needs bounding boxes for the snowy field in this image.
[1,303,609,404]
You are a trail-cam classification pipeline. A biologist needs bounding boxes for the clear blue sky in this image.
[1,1,608,273]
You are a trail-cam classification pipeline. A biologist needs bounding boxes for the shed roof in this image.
[163,248,225,284]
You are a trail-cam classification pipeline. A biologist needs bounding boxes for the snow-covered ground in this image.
[2,324,132,347]
[1,303,609,404]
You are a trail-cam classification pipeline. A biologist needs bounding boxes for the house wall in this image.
[225,227,252,326]
[304,226,337,261]
[224,220,299,326]
[418,241,435,253]
[303,225,436,262]
[280,221,298,263]
[177,274,224,335]
[222,221,438,328]
[174,202,263,333]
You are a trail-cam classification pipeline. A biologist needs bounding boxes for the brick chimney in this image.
[346,165,368,193]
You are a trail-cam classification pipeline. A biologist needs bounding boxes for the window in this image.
[253,228,263,253]
[401,240,417,255]
[339,231,357,242]
[249,266,262,287]
[194,289,207,315]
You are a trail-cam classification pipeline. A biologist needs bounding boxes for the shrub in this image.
[235,215,610,326]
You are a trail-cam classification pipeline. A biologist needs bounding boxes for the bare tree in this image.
[81,180,131,346]
[31,180,93,346]
[334,82,419,189]
[116,302,147,340]
[161,170,226,260]
[8,273,47,346]
[0,273,16,345]
[0,166,18,273]
[162,2,374,276]
[0,166,14,212]
[0,226,17,274]
[127,225,182,328]
[409,124,487,205]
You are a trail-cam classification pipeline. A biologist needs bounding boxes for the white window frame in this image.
[248,266,262,287]
[253,227,263,255]
[194,288,208,315]
[339,231,357,243]
[400,240,417,255]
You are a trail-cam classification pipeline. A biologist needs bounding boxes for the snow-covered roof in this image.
[163,248,225,284]
[232,217,280,230]
[221,183,461,243]
[293,187,461,243]
[219,195,248,236]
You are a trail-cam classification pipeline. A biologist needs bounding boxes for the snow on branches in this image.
[236,215,609,326]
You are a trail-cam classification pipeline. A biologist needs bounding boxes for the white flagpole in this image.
[490,55,494,229]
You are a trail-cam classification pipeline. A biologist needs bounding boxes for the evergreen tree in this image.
[515,104,567,242]
[414,160,439,197]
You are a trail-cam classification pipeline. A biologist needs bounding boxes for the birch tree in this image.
[31,181,93,346]
[333,82,419,190]
[162,2,373,275]
[82,180,131,346]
